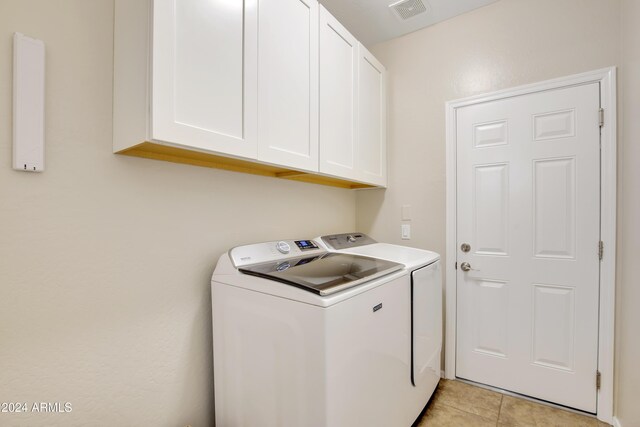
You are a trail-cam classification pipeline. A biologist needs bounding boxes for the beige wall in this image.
[0,1,355,425]
[1,0,638,425]
[357,0,638,423]
[615,0,640,425]
[357,0,620,255]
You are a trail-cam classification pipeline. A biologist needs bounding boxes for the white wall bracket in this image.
[13,32,45,172]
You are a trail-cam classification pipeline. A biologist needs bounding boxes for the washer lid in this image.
[239,253,403,296]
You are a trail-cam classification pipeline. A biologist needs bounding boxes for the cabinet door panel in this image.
[357,44,387,186]
[257,0,319,172]
[319,6,358,180]
[152,0,257,158]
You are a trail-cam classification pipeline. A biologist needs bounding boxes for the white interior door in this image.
[455,83,601,412]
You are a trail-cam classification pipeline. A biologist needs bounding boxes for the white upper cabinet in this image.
[151,0,258,158]
[113,0,386,188]
[319,7,387,186]
[319,6,359,180]
[257,0,319,172]
[357,44,387,187]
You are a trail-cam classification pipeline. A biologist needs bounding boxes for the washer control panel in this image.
[294,240,319,251]
[230,239,324,268]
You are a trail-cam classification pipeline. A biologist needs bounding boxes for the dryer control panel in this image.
[321,233,377,250]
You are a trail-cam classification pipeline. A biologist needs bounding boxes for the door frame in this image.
[444,67,617,423]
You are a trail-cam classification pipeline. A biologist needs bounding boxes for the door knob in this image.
[461,243,471,252]
[460,262,472,272]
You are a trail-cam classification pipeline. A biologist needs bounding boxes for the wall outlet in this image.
[401,224,411,240]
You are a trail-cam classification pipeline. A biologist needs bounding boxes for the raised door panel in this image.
[532,284,576,371]
[469,279,509,358]
[533,157,576,259]
[257,0,319,172]
[319,6,358,180]
[473,163,509,256]
[357,44,387,186]
[152,0,258,158]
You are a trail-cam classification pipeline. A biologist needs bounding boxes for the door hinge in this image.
[599,241,604,260]
[599,108,604,127]
[596,371,601,390]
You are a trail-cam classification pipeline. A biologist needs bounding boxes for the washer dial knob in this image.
[276,241,291,254]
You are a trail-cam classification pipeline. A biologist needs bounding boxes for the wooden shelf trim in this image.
[116,142,376,190]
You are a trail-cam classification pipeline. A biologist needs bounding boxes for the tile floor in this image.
[414,379,610,427]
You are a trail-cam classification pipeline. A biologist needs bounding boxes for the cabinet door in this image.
[357,44,387,186]
[257,0,319,172]
[152,0,258,158]
[318,6,358,180]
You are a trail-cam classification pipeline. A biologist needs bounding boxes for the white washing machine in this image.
[211,234,441,427]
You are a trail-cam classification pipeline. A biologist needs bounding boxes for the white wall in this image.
[615,1,640,425]
[0,1,355,425]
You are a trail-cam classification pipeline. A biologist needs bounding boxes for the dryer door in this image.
[411,261,442,387]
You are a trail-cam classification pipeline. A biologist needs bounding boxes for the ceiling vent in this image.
[389,0,428,21]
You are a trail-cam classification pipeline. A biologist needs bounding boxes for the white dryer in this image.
[211,234,441,427]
